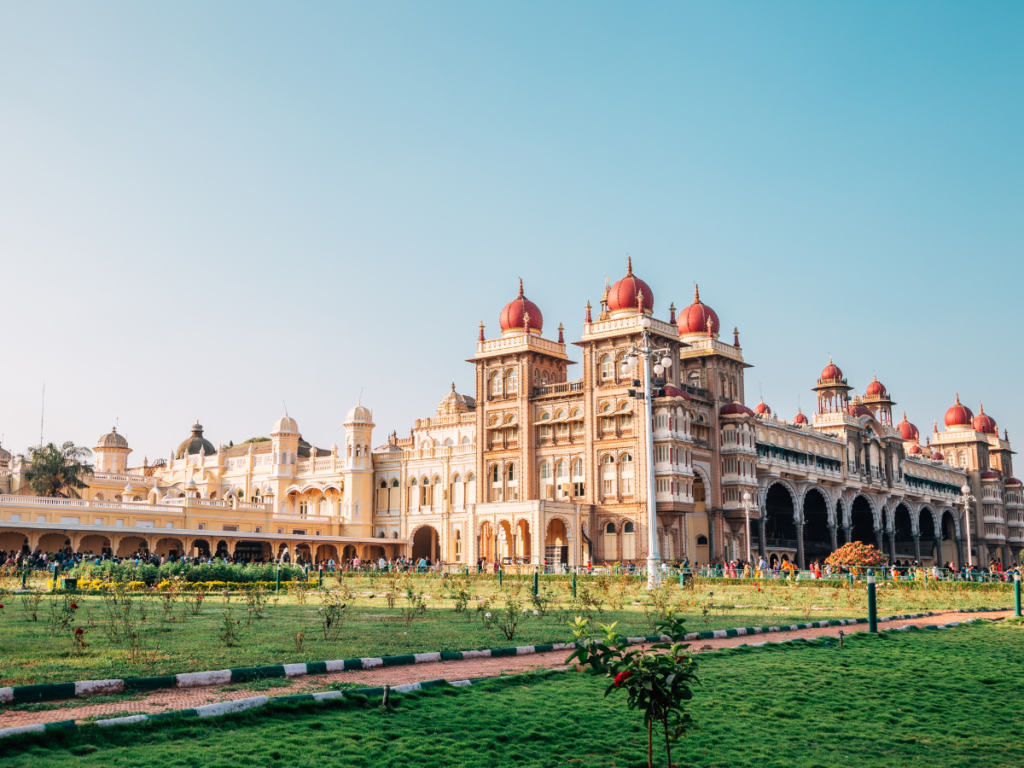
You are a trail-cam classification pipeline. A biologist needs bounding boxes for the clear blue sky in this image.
[1,2,1021,465]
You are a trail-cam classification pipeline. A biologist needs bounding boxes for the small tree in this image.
[23,442,93,498]
[825,541,886,569]
[567,611,698,768]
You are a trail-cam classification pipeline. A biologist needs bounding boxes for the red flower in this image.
[75,628,84,636]
[613,671,633,688]
[0,604,4,609]
[70,603,79,609]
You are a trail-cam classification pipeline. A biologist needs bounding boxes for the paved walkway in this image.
[0,609,1009,729]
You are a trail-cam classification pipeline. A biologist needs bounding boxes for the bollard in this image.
[318,569,323,588]
[867,570,877,633]
[571,571,577,598]
[498,568,503,588]
[533,570,539,597]
[679,569,684,587]
[52,564,59,592]
[22,567,28,589]
[1015,573,1022,618]
[275,565,281,594]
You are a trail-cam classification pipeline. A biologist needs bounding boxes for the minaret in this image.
[343,402,376,535]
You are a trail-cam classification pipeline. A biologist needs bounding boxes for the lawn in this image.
[2,621,1021,767]
[0,573,1011,687]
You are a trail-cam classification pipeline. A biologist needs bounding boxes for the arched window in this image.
[573,459,584,477]
[540,461,551,479]
[600,354,613,379]
[556,460,567,478]
[391,479,399,488]
[621,453,633,464]
[623,521,635,533]
[540,412,551,421]
[490,372,502,396]
[604,454,615,464]
[604,522,615,534]
[507,464,516,481]
[506,369,518,394]
[410,478,417,487]
[505,413,516,424]
[492,465,500,483]
[380,480,387,488]
[444,438,454,446]
[462,435,471,444]
[453,473,461,484]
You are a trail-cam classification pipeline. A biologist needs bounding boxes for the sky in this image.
[0,1,1021,465]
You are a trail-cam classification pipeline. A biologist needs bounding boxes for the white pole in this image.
[745,505,752,564]
[643,345,660,589]
[963,492,974,568]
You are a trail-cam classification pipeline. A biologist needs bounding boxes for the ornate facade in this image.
[1,260,1020,567]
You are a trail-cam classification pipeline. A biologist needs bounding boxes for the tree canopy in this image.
[24,441,94,498]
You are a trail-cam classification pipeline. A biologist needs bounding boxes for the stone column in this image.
[796,522,806,570]
[875,528,884,555]
[707,509,716,562]
[843,525,852,545]
[933,537,942,565]
[757,516,766,559]
[955,537,964,569]
[828,525,838,553]
[887,528,896,562]
[912,534,921,564]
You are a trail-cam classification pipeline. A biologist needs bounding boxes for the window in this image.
[392,479,399,488]
[490,373,502,396]
[492,465,500,483]
[507,464,516,481]
[506,369,518,394]
[198,523,206,530]
[540,412,551,421]
[573,459,584,477]
[540,462,551,479]
[556,460,567,478]
[605,522,616,534]
[601,354,613,379]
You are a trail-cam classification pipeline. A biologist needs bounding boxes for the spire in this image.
[979,402,985,414]
[902,409,907,422]
[933,420,938,433]
[626,255,633,276]
[733,327,740,347]
[694,284,701,303]
[517,278,524,298]
[557,323,564,344]
[668,302,676,325]
[955,392,961,404]
[478,321,485,342]
[584,301,592,324]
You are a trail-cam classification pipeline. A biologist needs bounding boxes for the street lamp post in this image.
[620,310,673,590]
[741,491,756,565]
[960,483,976,569]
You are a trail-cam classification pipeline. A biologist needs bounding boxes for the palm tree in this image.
[24,442,94,498]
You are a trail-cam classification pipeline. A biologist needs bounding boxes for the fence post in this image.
[318,569,323,589]
[571,571,577,598]
[533,570,539,597]
[52,564,59,591]
[1015,573,1021,618]
[275,564,281,594]
[498,568,503,588]
[867,570,877,633]
[22,567,28,589]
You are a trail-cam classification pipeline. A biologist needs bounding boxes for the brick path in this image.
[0,609,1009,729]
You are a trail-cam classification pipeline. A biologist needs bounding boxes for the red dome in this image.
[607,257,654,314]
[897,412,919,442]
[499,279,543,334]
[981,470,1001,481]
[865,376,886,396]
[908,444,923,455]
[820,357,843,381]
[944,393,974,428]
[793,409,808,425]
[931,451,944,461]
[972,404,997,434]
[678,284,720,336]
[754,398,771,415]
[847,403,873,418]
[1005,477,1022,486]
[662,385,691,401]
[720,401,755,417]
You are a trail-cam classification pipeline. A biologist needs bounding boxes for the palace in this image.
[1,260,1021,568]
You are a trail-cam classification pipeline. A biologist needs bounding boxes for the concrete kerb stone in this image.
[0,608,1007,710]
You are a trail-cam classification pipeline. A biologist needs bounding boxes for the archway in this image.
[316,544,339,563]
[516,519,532,561]
[893,504,914,562]
[412,526,440,562]
[155,537,185,561]
[919,508,937,561]
[38,533,71,555]
[479,521,494,561]
[191,539,211,557]
[545,518,569,568]
[695,534,709,565]
[940,510,959,565]
[0,531,29,555]
[850,496,875,546]
[77,534,111,556]
[836,499,847,545]
[803,488,832,561]
[232,540,268,563]
[497,520,513,560]
[342,544,357,561]
[764,484,796,548]
[214,540,230,559]
[116,536,150,558]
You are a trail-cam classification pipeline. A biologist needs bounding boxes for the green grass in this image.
[0,574,1010,687]
[2,621,1022,767]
